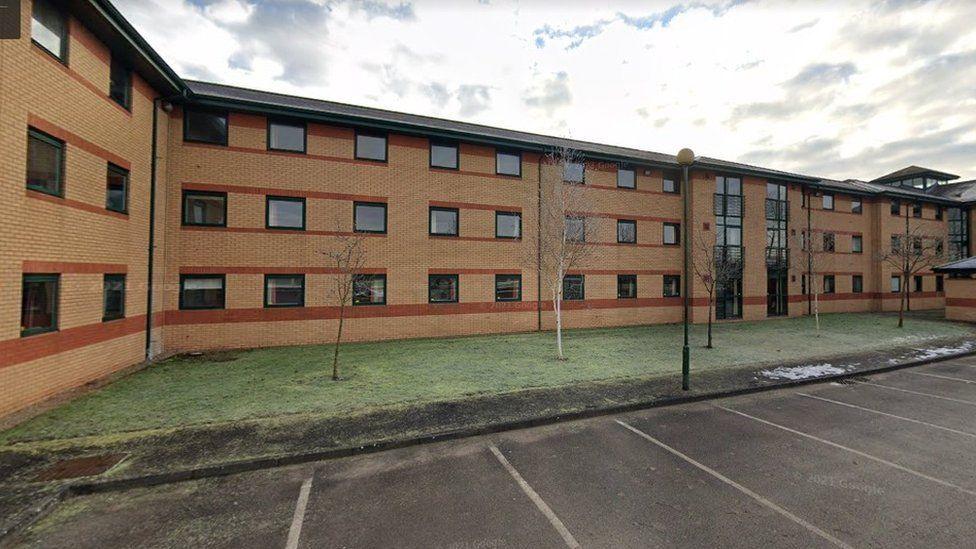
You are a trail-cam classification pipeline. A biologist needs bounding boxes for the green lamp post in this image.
[677,148,695,391]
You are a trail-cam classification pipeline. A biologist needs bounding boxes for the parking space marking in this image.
[285,477,313,549]
[488,444,581,548]
[854,380,976,405]
[903,371,976,384]
[714,404,976,497]
[797,393,976,439]
[614,419,852,549]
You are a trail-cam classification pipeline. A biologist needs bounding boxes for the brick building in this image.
[2,0,974,418]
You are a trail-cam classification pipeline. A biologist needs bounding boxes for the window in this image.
[103,274,125,321]
[617,275,637,299]
[890,199,900,216]
[31,0,66,60]
[354,202,387,233]
[179,275,224,310]
[851,198,862,214]
[617,220,636,244]
[935,206,943,221]
[268,120,306,153]
[355,131,387,161]
[663,172,679,194]
[563,161,585,183]
[495,275,521,302]
[617,166,635,189]
[266,196,305,230]
[912,203,922,218]
[852,235,863,254]
[948,207,970,260]
[563,275,584,300]
[823,275,835,294]
[496,211,521,239]
[430,140,459,169]
[936,275,944,293]
[913,275,923,293]
[182,190,226,226]
[823,233,835,252]
[663,275,680,297]
[27,128,64,196]
[822,193,834,210]
[183,109,228,145]
[106,164,129,213]
[890,275,901,293]
[21,274,59,337]
[496,149,521,177]
[891,235,901,253]
[663,222,680,245]
[265,275,304,307]
[429,207,459,236]
[852,275,863,294]
[429,274,458,303]
[565,216,585,242]
[109,58,131,110]
[353,275,386,305]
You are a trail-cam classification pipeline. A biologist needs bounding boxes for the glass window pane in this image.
[429,275,458,303]
[495,275,521,302]
[268,198,304,229]
[727,178,741,195]
[663,275,680,297]
[496,151,521,176]
[266,275,304,307]
[563,275,584,300]
[431,143,458,169]
[618,220,636,243]
[22,275,58,336]
[355,133,387,161]
[183,192,226,225]
[430,208,458,236]
[617,275,637,298]
[496,212,521,238]
[269,122,305,152]
[663,223,679,245]
[32,0,65,59]
[27,131,62,195]
[185,110,228,144]
[353,275,386,305]
[563,161,585,183]
[354,203,386,233]
[181,276,224,309]
[106,165,128,213]
[103,275,125,320]
[617,168,635,188]
[663,178,677,193]
[565,217,585,241]
[109,58,131,109]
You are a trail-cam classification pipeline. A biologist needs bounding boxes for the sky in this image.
[114,0,976,181]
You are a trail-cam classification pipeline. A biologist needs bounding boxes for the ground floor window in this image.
[852,275,863,294]
[936,275,944,293]
[495,275,521,302]
[823,275,835,294]
[913,275,923,293]
[429,274,458,303]
[766,270,788,316]
[265,275,304,307]
[891,275,901,293]
[180,275,225,309]
[617,274,637,299]
[663,275,680,297]
[103,274,125,321]
[22,274,59,336]
[353,275,386,305]
[563,275,584,300]
[716,276,742,320]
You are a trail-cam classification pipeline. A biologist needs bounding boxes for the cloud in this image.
[421,82,451,107]
[524,71,572,115]
[788,18,818,33]
[785,62,857,90]
[457,85,492,116]
[533,21,611,50]
[349,0,416,21]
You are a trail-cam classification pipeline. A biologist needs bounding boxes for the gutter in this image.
[145,99,160,359]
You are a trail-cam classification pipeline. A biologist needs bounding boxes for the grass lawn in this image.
[3,313,972,443]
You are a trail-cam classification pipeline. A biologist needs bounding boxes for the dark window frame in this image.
[265,195,306,230]
[852,275,863,294]
[428,274,459,304]
[851,234,863,254]
[429,206,459,237]
[353,274,387,306]
[823,274,835,294]
[891,275,901,293]
[179,274,225,310]
[353,201,388,234]
[106,162,129,214]
[495,149,522,177]
[21,273,59,337]
[109,56,132,110]
[663,275,681,297]
[26,127,65,197]
[562,160,586,184]
[936,275,944,292]
[563,274,585,301]
[823,232,835,252]
[617,274,637,299]
[494,274,522,302]
[429,139,460,170]
[663,171,680,194]
[617,219,637,244]
[181,190,227,227]
[912,203,923,218]
[267,118,307,154]
[565,215,586,242]
[495,211,522,239]
[182,108,229,146]
[616,166,636,189]
[822,193,834,210]
[354,130,388,162]
[663,222,680,246]
[102,273,126,322]
[264,274,305,308]
[851,198,862,214]
[913,275,923,293]
[890,199,901,216]
[31,0,68,62]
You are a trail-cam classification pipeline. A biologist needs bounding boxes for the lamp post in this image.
[677,148,695,391]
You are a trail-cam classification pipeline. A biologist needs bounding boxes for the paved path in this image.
[11,354,976,548]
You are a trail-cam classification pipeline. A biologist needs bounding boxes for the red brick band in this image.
[26,190,129,220]
[181,182,387,203]
[28,114,131,169]
[23,261,128,274]
[0,315,145,370]
[428,200,522,213]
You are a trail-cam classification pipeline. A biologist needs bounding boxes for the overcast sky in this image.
[115,0,976,181]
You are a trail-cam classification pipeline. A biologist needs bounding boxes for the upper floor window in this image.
[430,140,459,169]
[617,166,635,189]
[32,0,67,61]
[935,206,943,221]
[663,172,679,194]
[617,220,636,244]
[102,274,126,321]
[355,131,387,162]
[912,203,922,218]
[266,196,305,230]
[109,58,132,110]
[268,119,306,153]
[663,275,681,297]
[27,128,64,197]
[22,274,59,337]
[563,161,585,183]
[852,235,863,254]
[563,274,584,300]
[822,193,834,210]
[496,149,521,177]
[429,207,459,236]
[354,202,387,233]
[179,275,225,310]
[265,275,305,307]
[890,199,900,216]
[106,163,129,213]
[182,190,227,226]
[823,233,835,252]
[663,222,680,245]
[184,109,228,146]
[851,198,862,214]
[495,211,521,239]
[565,216,585,242]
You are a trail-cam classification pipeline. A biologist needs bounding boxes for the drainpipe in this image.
[145,98,160,359]
[806,186,813,315]
[677,148,695,391]
[537,152,543,332]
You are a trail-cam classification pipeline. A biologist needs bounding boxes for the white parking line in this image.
[903,371,976,384]
[285,477,314,549]
[714,404,976,497]
[854,380,976,405]
[488,444,580,548]
[797,393,976,439]
[614,419,852,549]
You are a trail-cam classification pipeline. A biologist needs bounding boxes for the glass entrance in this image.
[767,271,788,317]
[716,277,742,320]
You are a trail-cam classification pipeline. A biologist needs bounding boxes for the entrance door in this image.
[716,277,743,320]
[767,271,788,317]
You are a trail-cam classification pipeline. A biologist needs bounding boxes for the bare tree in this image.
[322,231,368,380]
[535,146,594,360]
[789,230,833,334]
[876,222,945,328]
[692,233,741,348]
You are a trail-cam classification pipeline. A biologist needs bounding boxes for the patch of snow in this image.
[760,363,853,381]
[910,341,975,360]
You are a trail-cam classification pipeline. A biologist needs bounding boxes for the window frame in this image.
[936,275,944,293]
[852,275,863,294]
[179,274,226,310]
[182,108,229,146]
[562,274,585,301]
[565,215,585,242]
[617,274,638,299]
[562,161,586,184]
[264,274,305,308]
[354,130,388,162]
[495,211,522,239]
[106,163,129,214]
[429,206,460,237]
[182,190,227,227]
[353,201,388,234]
[353,274,387,306]
[823,232,835,252]
[267,118,307,154]
[616,166,636,189]
[890,199,901,216]
[663,171,680,194]
[21,273,59,337]
[617,219,637,244]
[912,203,923,218]
[494,274,522,302]
[429,139,459,170]
[822,193,834,211]
[823,274,835,294]
[913,275,923,293]
[663,222,680,246]
[102,274,126,322]
[26,128,65,197]
[851,234,863,254]
[109,56,132,111]
[428,274,459,304]
[265,195,306,230]
[495,149,522,177]
[890,275,901,293]
[31,0,68,62]
[851,198,862,214]
[663,275,681,297]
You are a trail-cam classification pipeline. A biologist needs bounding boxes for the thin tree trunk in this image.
[332,304,345,381]
[706,289,713,349]
[554,291,564,360]
[814,291,821,334]
[898,285,906,328]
